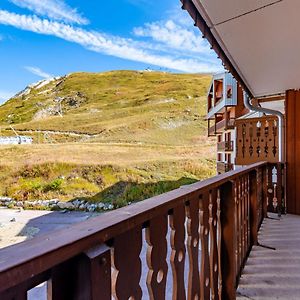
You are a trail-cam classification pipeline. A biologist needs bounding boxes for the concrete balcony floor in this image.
[237,214,300,300]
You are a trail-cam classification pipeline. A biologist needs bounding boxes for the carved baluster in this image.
[233,180,239,276]
[146,215,168,300]
[241,176,246,263]
[169,204,186,300]
[245,175,250,251]
[247,175,251,249]
[209,190,218,300]
[186,196,200,300]
[216,189,222,300]
[112,227,142,300]
[199,193,210,300]
[277,163,283,215]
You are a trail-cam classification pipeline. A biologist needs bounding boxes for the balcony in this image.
[0,162,284,299]
[217,140,234,152]
[208,118,235,136]
[217,161,234,173]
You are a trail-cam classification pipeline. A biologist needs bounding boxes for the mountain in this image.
[0,70,211,145]
[0,71,216,208]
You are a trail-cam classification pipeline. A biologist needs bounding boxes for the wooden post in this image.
[48,245,111,300]
[220,181,236,300]
[249,170,258,246]
[76,245,111,300]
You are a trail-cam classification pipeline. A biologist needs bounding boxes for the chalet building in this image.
[207,72,247,174]
[1,1,300,300]
[207,73,285,176]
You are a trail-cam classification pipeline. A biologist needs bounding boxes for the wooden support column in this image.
[286,90,300,214]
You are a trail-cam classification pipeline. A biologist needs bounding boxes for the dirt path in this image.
[0,208,99,249]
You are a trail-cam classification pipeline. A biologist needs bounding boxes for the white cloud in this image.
[9,0,88,25]
[133,19,213,58]
[0,10,221,73]
[24,66,53,79]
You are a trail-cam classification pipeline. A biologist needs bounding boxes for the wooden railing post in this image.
[48,245,111,300]
[249,170,258,246]
[77,245,111,300]
[220,181,236,300]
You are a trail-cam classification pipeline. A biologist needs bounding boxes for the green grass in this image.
[0,71,216,208]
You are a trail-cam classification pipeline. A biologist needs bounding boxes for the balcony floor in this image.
[237,214,300,300]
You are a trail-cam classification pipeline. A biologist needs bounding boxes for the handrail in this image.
[0,161,283,299]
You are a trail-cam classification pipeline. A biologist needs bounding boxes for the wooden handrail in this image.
[0,161,283,299]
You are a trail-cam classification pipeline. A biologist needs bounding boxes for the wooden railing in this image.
[0,162,284,300]
[208,118,235,136]
[217,162,234,174]
[217,141,234,152]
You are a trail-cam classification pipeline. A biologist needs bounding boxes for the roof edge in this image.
[180,0,254,98]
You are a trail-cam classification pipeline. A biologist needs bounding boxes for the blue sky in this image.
[0,0,222,102]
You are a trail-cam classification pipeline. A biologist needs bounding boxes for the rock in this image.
[97,203,105,209]
[49,199,59,205]
[57,202,75,210]
[79,204,86,210]
[10,218,16,222]
[72,199,82,208]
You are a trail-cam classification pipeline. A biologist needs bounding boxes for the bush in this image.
[43,178,63,192]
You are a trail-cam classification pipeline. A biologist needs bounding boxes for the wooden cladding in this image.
[0,162,283,300]
[236,116,279,165]
[286,90,300,214]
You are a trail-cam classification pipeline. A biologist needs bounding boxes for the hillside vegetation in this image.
[0,71,215,209]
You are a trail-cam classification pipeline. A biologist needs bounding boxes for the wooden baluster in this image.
[249,170,258,246]
[112,227,143,300]
[277,163,283,215]
[246,175,251,251]
[247,175,251,249]
[170,204,186,300]
[220,182,236,300]
[186,196,200,300]
[216,189,222,300]
[240,177,245,266]
[199,192,210,300]
[209,190,218,300]
[235,179,241,275]
[48,245,111,300]
[267,165,273,212]
[262,166,268,218]
[242,175,248,262]
[146,215,168,300]
[77,245,111,300]
[48,259,77,300]
[257,168,263,226]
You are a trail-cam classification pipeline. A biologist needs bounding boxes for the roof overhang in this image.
[181,0,300,98]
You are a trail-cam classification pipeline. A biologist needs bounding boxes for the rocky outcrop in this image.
[0,197,114,212]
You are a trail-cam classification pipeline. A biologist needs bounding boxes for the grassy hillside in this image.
[0,71,215,209]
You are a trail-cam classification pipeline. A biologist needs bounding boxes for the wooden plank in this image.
[220,182,237,300]
[186,196,200,300]
[112,227,142,300]
[249,170,258,246]
[169,205,186,300]
[146,215,168,300]
[48,259,77,300]
[209,190,219,300]
[0,271,49,300]
[74,245,111,300]
[216,189,222,300]
[286,90,297,214]
[199,192,210,300]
